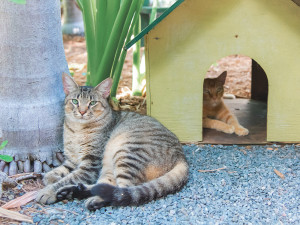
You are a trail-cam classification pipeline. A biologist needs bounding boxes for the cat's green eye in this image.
[204,90,209,94]
[90,101,97,106]
[217,88,223,93]
[72,99,79,105]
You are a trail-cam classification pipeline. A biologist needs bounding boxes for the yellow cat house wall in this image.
[127,0,300,142]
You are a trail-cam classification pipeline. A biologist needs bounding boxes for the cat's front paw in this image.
[224,125,235,134]
[85,196,110,211]
[57,183,92,201]
[235,126,249,136]
[36,186,57,205]
[43,172,61,185]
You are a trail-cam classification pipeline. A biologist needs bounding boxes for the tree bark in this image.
[0,0,68,173]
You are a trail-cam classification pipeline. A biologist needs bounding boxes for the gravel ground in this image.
[23,144,299,225]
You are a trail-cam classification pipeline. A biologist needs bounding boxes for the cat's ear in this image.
[218,71,227,85]
[94,78,113,98]
[62,73,78,95]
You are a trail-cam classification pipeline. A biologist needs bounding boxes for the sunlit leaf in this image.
[0,155,13,162]
[0,140,8,150]
[8,0,26,5]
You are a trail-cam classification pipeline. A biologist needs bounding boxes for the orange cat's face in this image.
[203,71,227,106]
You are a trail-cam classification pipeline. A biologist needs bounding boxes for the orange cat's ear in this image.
[95,78,113,98]
[62,73,78,95]
[218,71,227,85]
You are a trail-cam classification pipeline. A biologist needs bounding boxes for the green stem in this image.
[104,1,120,48]
[149,0,158,23]
[92,0,133,86]
[132,15,142,96]
[110,0,140,78]
[77,0,96,85]
[110,0,144,97]
[95,0,107,69]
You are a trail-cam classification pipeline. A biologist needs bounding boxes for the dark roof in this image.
[292,0,300,6]
[125,0,184,50]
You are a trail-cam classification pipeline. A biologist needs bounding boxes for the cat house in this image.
[126,0,300,142]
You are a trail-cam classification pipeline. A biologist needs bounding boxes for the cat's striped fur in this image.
[203,71,249,136]
[36,73,188,210]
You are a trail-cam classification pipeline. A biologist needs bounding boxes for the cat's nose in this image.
[79,110,87,115]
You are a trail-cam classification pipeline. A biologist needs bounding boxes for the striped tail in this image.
[91,160,189,206]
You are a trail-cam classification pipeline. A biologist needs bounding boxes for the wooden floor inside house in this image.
[202,98,267,144]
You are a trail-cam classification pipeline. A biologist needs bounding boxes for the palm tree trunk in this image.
[0,0,68,175]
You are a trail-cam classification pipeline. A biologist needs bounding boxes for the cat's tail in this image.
[90,160,189,206]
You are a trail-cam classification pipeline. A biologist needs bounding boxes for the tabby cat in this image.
[203,71,249,136]
[36,73,189,210]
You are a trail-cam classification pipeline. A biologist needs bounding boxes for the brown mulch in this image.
[0,177,43,224]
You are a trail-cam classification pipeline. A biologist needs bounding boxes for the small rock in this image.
[169,210,176,215]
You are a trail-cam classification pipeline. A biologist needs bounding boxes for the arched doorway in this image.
[202,55,268,144]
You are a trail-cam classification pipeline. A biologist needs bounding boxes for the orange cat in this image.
[203,71,249,136]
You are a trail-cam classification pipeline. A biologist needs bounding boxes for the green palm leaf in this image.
[0,155,13,163]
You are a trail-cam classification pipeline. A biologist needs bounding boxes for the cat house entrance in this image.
[202,56,268,144]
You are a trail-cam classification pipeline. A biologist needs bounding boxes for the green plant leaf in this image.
[0,140,8,150]
[0,155,13,163]
[8,0,26,4]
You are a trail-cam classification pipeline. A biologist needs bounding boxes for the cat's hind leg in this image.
[84,171,138,211]
[83,168,118,210]
[85,135,143,210]
[85,148,140,210]
[86,148,147,210]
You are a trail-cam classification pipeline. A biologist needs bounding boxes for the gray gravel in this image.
[23,144,299,224]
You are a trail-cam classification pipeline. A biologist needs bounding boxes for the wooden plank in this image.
[202,99,267,144]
